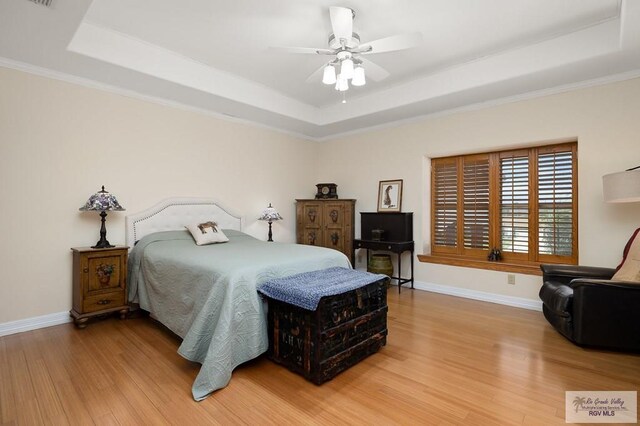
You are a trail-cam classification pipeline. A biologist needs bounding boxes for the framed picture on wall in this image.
[377,179,403,212]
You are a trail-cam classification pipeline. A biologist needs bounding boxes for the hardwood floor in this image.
[1,289,639,425]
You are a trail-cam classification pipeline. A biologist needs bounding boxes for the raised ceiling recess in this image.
[1,0,639,139]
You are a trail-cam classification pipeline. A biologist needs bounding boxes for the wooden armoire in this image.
[295,199,355,264]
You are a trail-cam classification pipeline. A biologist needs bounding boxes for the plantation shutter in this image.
[429,142,577,266]
[500,153,530,256]
[537,146,576,258]
[463,156,490,250]
[432,158,458,251]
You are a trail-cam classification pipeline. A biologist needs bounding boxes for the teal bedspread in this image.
[127,229,351,400]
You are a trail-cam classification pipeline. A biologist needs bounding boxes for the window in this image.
[428,142,577,272]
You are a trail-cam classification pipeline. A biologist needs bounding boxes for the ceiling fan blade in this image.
[305,60,339,83]
[269,46,335,55]
[329,6,353,42]
[305,63,328,83]
[357,32,423,54]
[358,57,390,81]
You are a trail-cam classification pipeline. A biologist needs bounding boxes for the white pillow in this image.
[185,221,229,246]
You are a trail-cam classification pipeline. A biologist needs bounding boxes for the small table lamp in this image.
[258,203,283,242]
[79,186,125,248]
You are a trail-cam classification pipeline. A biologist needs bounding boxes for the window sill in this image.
[417,254,542,276]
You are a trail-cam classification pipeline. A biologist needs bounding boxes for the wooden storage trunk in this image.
[266,277,388,384]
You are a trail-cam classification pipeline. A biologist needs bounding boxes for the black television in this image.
[360,212,413,242]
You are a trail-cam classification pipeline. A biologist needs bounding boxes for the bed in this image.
[125,197,351,400]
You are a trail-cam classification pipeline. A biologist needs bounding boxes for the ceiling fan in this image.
[272,6,422,96]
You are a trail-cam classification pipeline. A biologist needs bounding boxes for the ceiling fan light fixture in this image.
[273,6,423,103]
[322,65,337,85]
[352,65,366,86]
[335,74,349,91]
[341,58,355,80]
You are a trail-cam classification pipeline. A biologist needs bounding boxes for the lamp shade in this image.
[335,74,349,91]
[322,65,337,85]
[258,203,283,221]
[79,186,125,211]
[352,65,366,86]
[603,169,640,203]
[340,58,354,80]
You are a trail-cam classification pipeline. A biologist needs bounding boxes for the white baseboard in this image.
[0,279,541,338]
[409,280,542,311]
[0,311,72,337]
[357,264,543,311]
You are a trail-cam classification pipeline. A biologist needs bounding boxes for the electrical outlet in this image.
[507,274,516,285]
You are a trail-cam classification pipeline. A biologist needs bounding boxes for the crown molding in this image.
[315,69,640,142]
[2,56,639,143]
[0,56,317,143]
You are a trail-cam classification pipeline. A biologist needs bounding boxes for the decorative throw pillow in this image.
[616,228,640,271]
[612,228,640,282]
[185,221,229,246]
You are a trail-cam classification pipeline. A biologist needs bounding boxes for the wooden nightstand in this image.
[70,246,129,328]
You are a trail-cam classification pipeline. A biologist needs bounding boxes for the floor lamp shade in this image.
[603,169,640,203]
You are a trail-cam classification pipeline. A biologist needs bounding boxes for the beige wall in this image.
[0,67,318,324]
[2,66,639,325]
[319,78,640,300]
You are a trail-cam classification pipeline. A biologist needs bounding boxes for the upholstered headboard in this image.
[125,197,243,247]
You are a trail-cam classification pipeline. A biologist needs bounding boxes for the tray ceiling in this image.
[1,0,639,140]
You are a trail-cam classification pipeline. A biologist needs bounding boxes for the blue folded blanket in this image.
[257,267,387,311]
